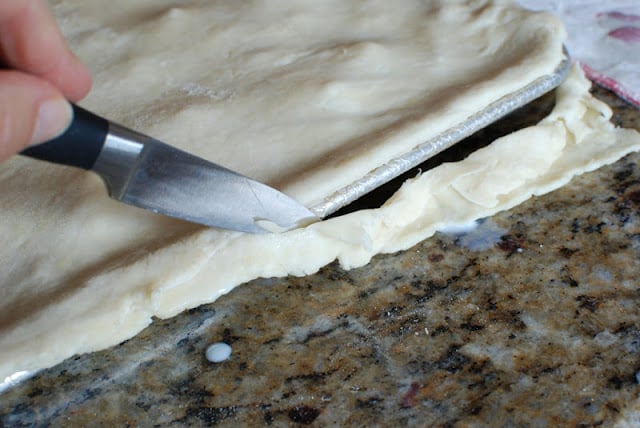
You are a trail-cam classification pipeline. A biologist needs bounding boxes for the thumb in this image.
[0,70,72,162]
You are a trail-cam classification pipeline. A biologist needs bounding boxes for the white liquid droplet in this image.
[206,342,232,363]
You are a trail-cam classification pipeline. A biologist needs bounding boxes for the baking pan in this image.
[311,52,572,218]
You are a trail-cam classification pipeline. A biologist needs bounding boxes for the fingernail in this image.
[30,99,73,146]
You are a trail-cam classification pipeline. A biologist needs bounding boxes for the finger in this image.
[0,0,91,101]
[0,70,72,162]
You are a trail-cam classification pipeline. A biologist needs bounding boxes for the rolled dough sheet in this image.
[53,0,566,206]
[1,1,639,379]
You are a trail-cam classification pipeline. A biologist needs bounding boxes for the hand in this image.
[0,0,92,162]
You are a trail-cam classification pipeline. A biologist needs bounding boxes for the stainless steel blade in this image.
[92,124,318,234]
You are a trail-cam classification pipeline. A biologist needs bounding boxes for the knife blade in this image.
[21,105,318,233]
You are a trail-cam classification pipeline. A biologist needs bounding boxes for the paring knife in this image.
[22,105,318,233]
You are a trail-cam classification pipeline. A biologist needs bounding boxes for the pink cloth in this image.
[517,0,640,108]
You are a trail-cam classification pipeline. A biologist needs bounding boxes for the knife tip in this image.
[254,215,320,234]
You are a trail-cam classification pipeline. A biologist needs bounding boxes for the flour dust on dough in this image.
[1,1,638,379]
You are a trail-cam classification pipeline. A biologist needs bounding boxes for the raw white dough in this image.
[52,0,566,207]
[1,0,639,379]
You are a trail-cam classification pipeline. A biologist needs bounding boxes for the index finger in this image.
[0,0,91,101]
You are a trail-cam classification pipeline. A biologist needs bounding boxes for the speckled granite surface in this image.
[1,86,640,427]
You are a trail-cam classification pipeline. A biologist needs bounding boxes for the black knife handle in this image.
[21,104,109,170]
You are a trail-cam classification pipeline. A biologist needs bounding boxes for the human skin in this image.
[0,0,91,161]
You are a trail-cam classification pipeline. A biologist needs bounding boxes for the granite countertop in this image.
[1,86,640,427]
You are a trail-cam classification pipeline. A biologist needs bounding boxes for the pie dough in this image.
[1,0,639,379]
